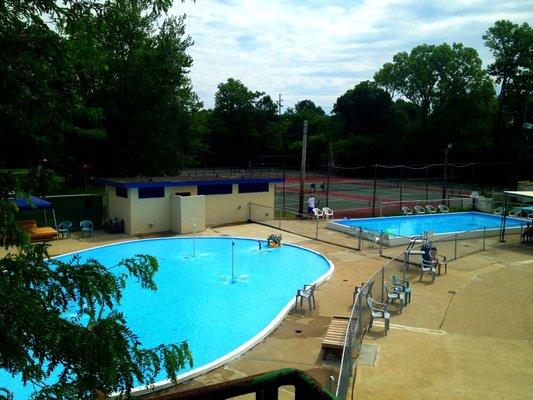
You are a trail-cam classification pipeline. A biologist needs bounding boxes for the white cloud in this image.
[170,0,533,112]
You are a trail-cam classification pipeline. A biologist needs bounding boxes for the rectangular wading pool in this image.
[326,212,526,246]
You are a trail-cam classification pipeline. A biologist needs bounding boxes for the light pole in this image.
[442,143,452,203]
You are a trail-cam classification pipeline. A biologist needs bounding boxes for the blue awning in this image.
[11,196,52,210]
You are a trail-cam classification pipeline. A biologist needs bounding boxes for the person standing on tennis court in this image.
[307,194,316,214]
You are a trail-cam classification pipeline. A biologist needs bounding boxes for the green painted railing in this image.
[150,368,336,400]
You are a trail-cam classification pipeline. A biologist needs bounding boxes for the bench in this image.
[322,315,350,356]
[17,220,57,242]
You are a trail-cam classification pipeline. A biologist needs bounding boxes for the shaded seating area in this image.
[17,220,57,242]
[295,284,316,311]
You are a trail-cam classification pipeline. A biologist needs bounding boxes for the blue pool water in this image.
[333,212,524,237]
[0,237,333,398]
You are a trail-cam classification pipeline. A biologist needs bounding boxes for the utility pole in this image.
[277,94,283,116]
[298,120,308,215]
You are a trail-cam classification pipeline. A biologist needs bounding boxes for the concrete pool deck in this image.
[2,224,531,399]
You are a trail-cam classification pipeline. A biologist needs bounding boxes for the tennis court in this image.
[275,176,454,217]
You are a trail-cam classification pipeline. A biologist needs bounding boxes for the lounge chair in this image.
[57,221,72,239]
[17,220,57,242]
[437,204,449,213]
[312,208,324,219]
[426,204,437,213]
[493,207,502,215]
[401,206,412,215]
[322,207,334,219]
[508,209,518,217]
[414,205,425,215]
[295,284,316,311]
[367,297,390,334]
[80,220,94,238]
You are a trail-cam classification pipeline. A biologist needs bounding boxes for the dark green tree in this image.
[374,43,495,162]
[210,79,278,166]
[483,20,532,158]
[281,100,331,166]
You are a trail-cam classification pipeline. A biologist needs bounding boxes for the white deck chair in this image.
[414,205,425,214]
[508,209,518,217]
[493,207,502,215]
[322,207,334,219]
[312,207,324,219]
[437,204,449,213]
[367,297,390,334]
[401,206,412,215]
[426,204,437,213]
[419,256,436,283]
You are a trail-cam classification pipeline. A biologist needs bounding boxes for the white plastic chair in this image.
[367,297,390,334]
[401,206,412,215]
[322,207,334,219]
[384,281,405,312]
[437,204,449,213]
[312,208,324,219]
[419,256,436,283]
[426,204,437,213]
[295,284,316,311]
[508,209,518,217]
[414,205,425,214]
[493,207,502,215]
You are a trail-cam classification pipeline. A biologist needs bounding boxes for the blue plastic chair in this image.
[57,221,72,239]
[80,220,93,238]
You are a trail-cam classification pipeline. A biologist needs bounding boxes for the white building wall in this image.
[204,183,275,226]
[106,186,132,234]
[108,182,276,235]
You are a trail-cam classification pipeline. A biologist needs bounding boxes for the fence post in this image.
[379,196,383,217]
[483,226,486,251]
[315,218,319,239]
[358,227,362,251]
[379,231,383,256]
[278,207,281,229]
[381,267,385,303]
[454,233,458,260]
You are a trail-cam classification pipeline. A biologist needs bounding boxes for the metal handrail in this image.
[152,368,335,400]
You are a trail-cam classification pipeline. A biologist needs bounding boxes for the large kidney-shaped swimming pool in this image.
[0,237,334,398]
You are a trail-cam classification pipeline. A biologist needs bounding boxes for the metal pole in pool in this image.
[231,241,236,283]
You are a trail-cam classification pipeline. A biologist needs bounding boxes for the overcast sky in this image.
[171,0,532,113]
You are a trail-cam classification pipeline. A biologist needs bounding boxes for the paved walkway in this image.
[4,225,532,399]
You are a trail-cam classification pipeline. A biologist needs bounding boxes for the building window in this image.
[175,192,191,196]
[238,183,269,193]
[116,187,128,198]
[138,187,165,199]
[197,184,233,195]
